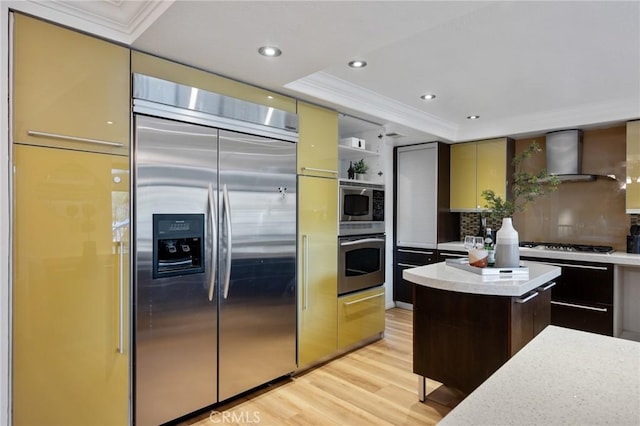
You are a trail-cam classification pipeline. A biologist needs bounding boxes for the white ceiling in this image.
[9,0,640,144]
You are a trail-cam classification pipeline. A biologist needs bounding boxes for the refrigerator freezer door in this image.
[217,129,297,401]
[135,115,219,425]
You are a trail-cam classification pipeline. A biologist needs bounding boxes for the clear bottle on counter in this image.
[484,227,495,267]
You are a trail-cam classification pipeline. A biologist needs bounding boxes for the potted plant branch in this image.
[481,141,560,220]
[481,141,559,267]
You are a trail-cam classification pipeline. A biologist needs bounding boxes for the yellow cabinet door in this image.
[13,145,130,425]
[627,120,640,212]
[298,102,339,177]
[450,142,477,210]
[450,138,511,211]
[338,286,385,349]
[298,175,338,366]
[13,14,130,155]
[476,138,509,209]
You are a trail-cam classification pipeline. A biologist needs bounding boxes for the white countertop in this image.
[439,325,640,426]
[403,261,561,297]
[438,241,640,266]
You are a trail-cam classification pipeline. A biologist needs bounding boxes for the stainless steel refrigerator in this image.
[134,112,297,425]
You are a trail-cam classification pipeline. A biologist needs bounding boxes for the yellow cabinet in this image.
[298,102,339,178]
[450,138,514,211]
[450,142,477,211]
[298,175,338,367]
[12,145,130,425]
[132,51,296,113]
[338,286,385,349]
[626,120,640,213]
[13,14,130,155]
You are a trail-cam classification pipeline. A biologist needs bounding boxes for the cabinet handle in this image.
[516,291,539,304]
[397,262,423,268]
[540,261,609,271]
[344,292,384,306]
[551,300,608,312]
[303,234,309,310]
[117,241,125,354]
[397,249,434,255]
[301,167,338,175]
[27,130,124,147]
[537,281,556,292]
[340,238,385,247]
[439,252,466,257]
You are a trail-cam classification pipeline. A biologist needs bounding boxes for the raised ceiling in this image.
[9,0,640,144]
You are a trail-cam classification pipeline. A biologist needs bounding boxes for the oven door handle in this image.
[340,238,385,247]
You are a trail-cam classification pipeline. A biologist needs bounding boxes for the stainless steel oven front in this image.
[338,234,386,295]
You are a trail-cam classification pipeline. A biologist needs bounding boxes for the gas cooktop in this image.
[519,241,615,254]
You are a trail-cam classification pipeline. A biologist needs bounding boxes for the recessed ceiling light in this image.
[258,46,282,57]
[467,115,480,120]
[348,60,367,68]
[420,94,436,100]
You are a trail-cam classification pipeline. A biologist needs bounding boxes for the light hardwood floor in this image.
[179,308,462,426]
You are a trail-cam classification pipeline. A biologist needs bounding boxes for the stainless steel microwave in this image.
[339,182,384,222]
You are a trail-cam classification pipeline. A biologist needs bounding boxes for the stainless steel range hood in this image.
[545,129,613,182]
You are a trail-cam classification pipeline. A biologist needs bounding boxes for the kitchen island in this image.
[404,261,561,399]
[439,325,640,425]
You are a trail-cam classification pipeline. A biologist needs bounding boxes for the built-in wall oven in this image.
[338,234,386,295]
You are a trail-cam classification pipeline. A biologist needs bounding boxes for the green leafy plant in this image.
[353,158,369,174]
[481,141,560,220]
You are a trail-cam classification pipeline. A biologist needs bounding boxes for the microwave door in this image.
[341,188,373,221]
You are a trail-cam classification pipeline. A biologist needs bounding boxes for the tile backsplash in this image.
[459,125,631,251]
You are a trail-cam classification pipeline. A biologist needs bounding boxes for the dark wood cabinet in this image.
[413,281,553,394]
[521,256,613,336]
[393,248,437,303]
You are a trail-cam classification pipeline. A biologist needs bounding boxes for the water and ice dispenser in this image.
[152,214,204,278]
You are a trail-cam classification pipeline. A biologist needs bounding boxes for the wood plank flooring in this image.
[178,308,462,426]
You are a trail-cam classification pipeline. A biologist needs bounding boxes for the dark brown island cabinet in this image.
[413,278,556,397]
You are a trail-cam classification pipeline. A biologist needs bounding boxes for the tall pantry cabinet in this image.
[11,14,130,425]
[393,142,458,304]
[297,102,339,367]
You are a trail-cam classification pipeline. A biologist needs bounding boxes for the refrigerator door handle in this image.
[223,184,232,299]
[208,184,218,302]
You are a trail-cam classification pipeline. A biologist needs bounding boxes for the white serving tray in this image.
[445,258,529,276]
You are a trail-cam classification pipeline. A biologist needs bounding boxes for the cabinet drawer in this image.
[396,247,436,264]
[437,250,466,262]
[394,248,437,304]
[338,286,385,349]
[521,257,613,305]
[551,301,613,336]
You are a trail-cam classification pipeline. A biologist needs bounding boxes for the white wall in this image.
[1,4,11,425]
[382,137,395,309]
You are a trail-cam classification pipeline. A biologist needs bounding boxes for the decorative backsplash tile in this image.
[460,213,502,239]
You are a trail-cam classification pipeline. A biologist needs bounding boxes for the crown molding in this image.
[6,0,173,45]
[285,71,459,141]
